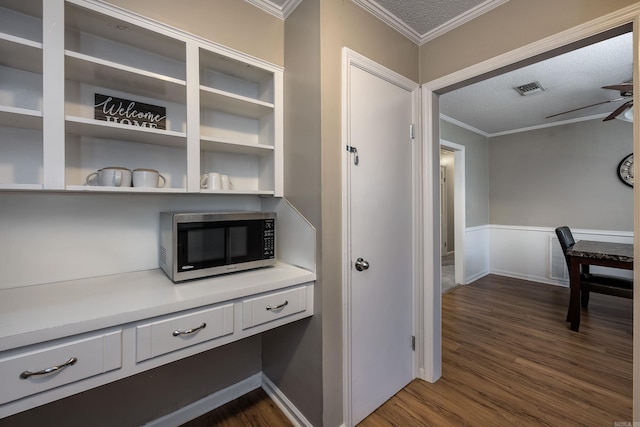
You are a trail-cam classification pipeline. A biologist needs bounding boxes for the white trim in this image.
[424,4,640,92]
[351,0,509,46]
[487,113,610,137]
[261,374,311,427]
[244,0,303,19]
[351,0,422,44]
[439,140,466,286]
[423,4,640,392]
[441,111,614,139]
[342,47,421,426]
[144,373,262,427]
[419,0,510,44]
[440,114,489,137]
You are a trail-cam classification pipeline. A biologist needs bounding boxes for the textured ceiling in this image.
[374,0,486,35]
[440,32,633,135]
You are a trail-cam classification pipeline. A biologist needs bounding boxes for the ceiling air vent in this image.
[514,81,545,96]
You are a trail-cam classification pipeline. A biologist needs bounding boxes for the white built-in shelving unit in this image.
[0,0,283,195]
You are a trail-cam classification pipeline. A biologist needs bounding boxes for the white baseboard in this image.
[261,373,312,426]
[144,373,262,427]
[465,269,489,284]
[144,372,311,427]
[490,269,568,288]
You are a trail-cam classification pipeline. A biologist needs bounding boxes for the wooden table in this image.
[566,240,633,331]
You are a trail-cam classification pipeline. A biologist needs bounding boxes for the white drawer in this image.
[0,330,122,404]
[242,286,307,329]
[136,303,234,362]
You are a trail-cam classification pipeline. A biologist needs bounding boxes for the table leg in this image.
[568,257,581,331]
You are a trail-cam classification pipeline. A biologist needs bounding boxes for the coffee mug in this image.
[133,168,166,188]
[221,174,233,190]
[86,167,132,187]
[201,172,222,190]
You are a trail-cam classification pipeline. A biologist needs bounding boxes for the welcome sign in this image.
[94,94,166,130]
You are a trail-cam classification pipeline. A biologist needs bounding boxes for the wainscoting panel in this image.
[464,225,490,283]
[488,225,633,286]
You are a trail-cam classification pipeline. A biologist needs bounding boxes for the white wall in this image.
[0,192,261,289]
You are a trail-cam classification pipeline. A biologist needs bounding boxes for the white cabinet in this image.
[0,0,44,190]
[0,0,283,195]
[242,286,309,329]
[136,303,234,362]
[0,329,121,405]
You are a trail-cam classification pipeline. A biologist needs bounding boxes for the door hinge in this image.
[410,124,415,140]
[346,145,359,165]
[411,335,415,351]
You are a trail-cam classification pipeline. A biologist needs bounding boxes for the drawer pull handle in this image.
[173,322,207,337]
[20,357,78,379]
[266,301,288,311]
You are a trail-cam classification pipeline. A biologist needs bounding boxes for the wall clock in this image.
[617,153,634,187]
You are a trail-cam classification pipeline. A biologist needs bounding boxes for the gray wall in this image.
[261,0,323,425]
[440,120,490,227]
[489,119,633,230]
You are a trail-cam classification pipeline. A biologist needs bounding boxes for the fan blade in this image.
[545,97,627,119]
[602,83,633,93]
[603,100,633,121]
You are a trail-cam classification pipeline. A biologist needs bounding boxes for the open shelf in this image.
[65,116,187,148]
[65,185,186,193]
[0,106,42,130]
[200,136,274,156]
[0,33,42,74]
[200,86,274,119]
[65,51,187,103]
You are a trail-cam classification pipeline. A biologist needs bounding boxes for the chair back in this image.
[555,226,575,263]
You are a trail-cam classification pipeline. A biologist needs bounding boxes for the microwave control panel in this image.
[263,219,275,258]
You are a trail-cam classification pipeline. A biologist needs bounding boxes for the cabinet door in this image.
[136,303,234,362]
[0,330,122,404]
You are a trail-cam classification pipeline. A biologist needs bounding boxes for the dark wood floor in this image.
[183,274,633,426]
[360,274,633,426]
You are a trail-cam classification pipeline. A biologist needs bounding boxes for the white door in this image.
[347,63,415,425]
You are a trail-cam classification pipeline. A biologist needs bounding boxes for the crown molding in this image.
[351,0,422,44]
[244,0,303,19]
[419,0,510,44]
[352,0,509,46]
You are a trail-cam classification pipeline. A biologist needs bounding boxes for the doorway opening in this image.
[439,140,465,292]
[421,19,637,390]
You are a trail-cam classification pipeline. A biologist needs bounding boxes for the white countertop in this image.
[0,262,315,352]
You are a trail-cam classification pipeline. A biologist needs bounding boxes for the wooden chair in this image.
[555,226,633,308]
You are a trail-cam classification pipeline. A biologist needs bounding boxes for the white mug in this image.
[221,174,233,190]
[201,172,222,190]
[133,168,166,188]
[86,167,132,187]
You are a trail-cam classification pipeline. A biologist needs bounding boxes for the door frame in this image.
[421,5,640,408]
[341,47,422,426]
[440,139,466,285]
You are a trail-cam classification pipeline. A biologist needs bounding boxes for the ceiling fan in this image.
[545,82,634,122]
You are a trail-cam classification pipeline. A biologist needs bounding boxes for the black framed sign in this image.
[94,94,166,130]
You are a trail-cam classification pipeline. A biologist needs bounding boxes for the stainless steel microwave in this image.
[159,212,276,282]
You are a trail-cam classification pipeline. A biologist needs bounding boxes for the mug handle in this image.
[158,174,166,188]
[86,172,98,186]
[114,171,122,187]
[200,175,208,188]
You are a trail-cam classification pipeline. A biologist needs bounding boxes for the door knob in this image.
[355,257,370,271]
